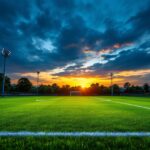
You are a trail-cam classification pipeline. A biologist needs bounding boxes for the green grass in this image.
[0,96,150,131]
[0,96,150,149]
[0,137,150,150]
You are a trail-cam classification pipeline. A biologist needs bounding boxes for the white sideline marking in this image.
[0,132,150,137]
[95,98,150,110]
[109,100,150,110]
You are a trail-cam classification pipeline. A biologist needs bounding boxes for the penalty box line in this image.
[109,100,150,110]
[0,132,150,137]
[95,97,150,110]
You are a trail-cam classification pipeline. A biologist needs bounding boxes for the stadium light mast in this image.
[37,71,40,95]
[110,72,114,96]
[1,48,11,96]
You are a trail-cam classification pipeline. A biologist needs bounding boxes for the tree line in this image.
[0,73,150,95]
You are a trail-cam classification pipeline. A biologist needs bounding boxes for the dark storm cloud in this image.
[0,0,150,78]
[102,54,117,60]
[54,42,150,77]
[101,50,150,71]
[128,4,150,35]
[89,41,150,74]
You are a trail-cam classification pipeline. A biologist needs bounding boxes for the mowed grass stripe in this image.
[0,131,150,137]
[0,96,150,132]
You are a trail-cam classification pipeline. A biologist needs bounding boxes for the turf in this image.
[0,137,150,150]
[0,96,150,149]
[0,96,150,131]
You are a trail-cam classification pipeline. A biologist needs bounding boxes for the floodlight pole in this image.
[110,73,114,96]
[2,56,6,96]
[37,71,40,96]
[1,48,11,96]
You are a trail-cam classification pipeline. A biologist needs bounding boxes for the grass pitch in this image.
[0,96,150,149]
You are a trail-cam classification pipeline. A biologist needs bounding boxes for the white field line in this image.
[35,100,47,102]
[35,99,48,102]
[93,97,111,102]
[94,97,150,110]
[35,97,65,102]
[0,131,150,137]
[109,100,150,110]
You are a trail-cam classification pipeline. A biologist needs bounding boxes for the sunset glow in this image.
[0,0,150,87]
[10,68,150,87]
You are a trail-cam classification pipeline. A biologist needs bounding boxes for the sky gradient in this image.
[0,0,150,87]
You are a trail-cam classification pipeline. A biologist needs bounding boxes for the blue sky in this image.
[0,0,150,86]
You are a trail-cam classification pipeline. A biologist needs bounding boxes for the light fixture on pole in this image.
[1,48,11,96]
[110,72,114,96]
[37,71,40,95]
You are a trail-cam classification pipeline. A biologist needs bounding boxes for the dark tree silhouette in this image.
[51,83,60,95]
[113,84,120,94]
[0,73,11,93]
[124,82,131,89]
[38,85,52,94]
[0,74,149,95]
[61,85,70,95]
[124,82,131,93]
[90,83,100,95]
[143,83,149,93]
[16,78,32,92]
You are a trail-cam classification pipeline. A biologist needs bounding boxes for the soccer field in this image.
[0,96,150,149]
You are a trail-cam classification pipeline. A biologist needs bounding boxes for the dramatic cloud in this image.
[0,0,150,85]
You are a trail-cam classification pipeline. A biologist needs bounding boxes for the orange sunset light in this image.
[10,68,150,87]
